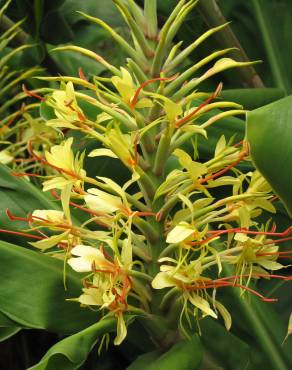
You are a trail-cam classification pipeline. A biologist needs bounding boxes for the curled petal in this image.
[151,271,176,289]
[68,245,106,272]
[114,313,127,345]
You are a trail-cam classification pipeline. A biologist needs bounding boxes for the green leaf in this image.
[40,99,56,120]
[0,327,20,342]
[250,0,289,93]
[0,240,98,334]
[126,351,161,370]
[221,264,292,370]
[60,0,124,28]
[0,311,21,342]
[283,312,292,344]
[28,318,117,370]
[221,88,285,110]
[200,319,252,370]
[127,334,202,370]
[246,96,292,217]
[0,164,59,245]
[40,10,74,44]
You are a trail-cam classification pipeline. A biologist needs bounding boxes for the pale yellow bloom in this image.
[233,233,284,273]
[50,82,84,124]
[68,244,131,345]
[32,210,65,223]
[68,245,108,272]
[84,188,123,214]
[115,312,127,345]
[112,67,135,104]
[152,260,220,321]
[43,138,86,191]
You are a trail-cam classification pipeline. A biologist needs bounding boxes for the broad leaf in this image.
[246,96,292,217]
[221,264,292,370]
[127,334,202,370]
[221,88,285,110]
[0,164,59,245]
[200,319,252,370]
[29,318,117,370]
[0,240,98,334]
[0,327,20,342]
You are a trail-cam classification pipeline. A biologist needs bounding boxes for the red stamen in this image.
[233,140,244,148]
[100,244,114,262]
[78,67,87,81]
[94,268,115,274]
[11,172,42,178]
[199,148,248,185]
[156,212,162,222]
[120,275,131,303]
[207,226,292,237]
[190,279,277,302]
[6,209,31,223]
[271,223,277,233]
[0,228,43,240]
[28,141,83,180]
[131,211,157,217]
[22,84,45,101]
[8,207,74,232]
[13,158,36,163]
[188,226,292,246]
[265,236,292,245]
[65,100,86,122]
[130,74,178,109]
[215,274,292,282]
[228,282,277,302]
[50,190,110,228]
[175,82,223,128]
[256,251,292,257]
[0,112,20,133]
[188,234,219,246]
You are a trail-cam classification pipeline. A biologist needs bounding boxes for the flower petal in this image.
[114,313,127,345]
[152,272,176,289]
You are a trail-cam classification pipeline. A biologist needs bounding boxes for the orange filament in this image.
[28,141,83,180]
[199,148,248,185]
[11,172,42,178]
[78,67,87,81]
[0,228,43,240]
[130,74,178,109]
[0,112,21,133]
[22,84,45,101]
[188,226,292,246]
[175,82,223,128]
[186,278,277,302]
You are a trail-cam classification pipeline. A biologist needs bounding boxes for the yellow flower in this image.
[68,245,109,272]
[48,82,85,128]
[152,258,204,289]
[43,138,86,191]
[115,312,127,345]
[152,259,221,321]
[78,273,115,307]
[233,233,284,274]
[32,209,65,224]
[68,244,132,345]
[112,67,136,105]
[84,188,123,214]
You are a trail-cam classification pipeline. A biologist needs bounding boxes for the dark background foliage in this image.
[0,0,292,369]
